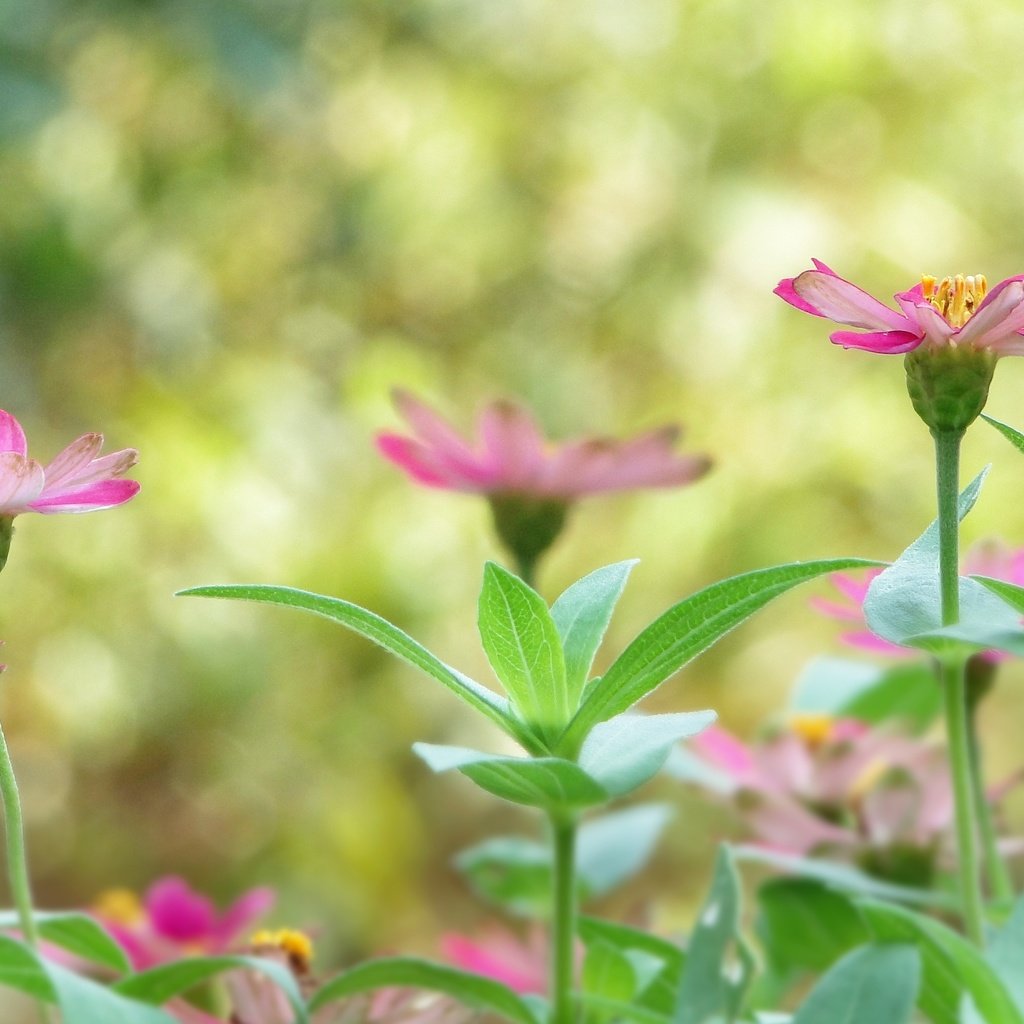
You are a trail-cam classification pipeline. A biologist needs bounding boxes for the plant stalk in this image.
[549,813,577,1024]
[934,428,985,944]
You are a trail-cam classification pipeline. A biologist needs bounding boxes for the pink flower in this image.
[680,718,957,885]
[440,926,549,995]
[775,261,1024,356]
[93,876,274,970]
[376,391,710,499]
[0,410,138,516]
[814,542,1024,660]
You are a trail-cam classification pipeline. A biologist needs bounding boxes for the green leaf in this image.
[578,917,685,975]
[479,562,569,742]
[0,911,132,975]
[578,711,716,797]
[115,955,308,1021]
[576,803,675,898]
[791,658,941,733]
[578,995,672,1024]
[791,945,920,1024]
[308,956,541,1024]
[982,414,1024,455]
[177,584,540,751]
[413,742,608,811]
[988,893,1024,1015]
[675,846,750,1024]
[562,559,883,751]
[582,940,637,1004]
[756,879,868,974]
[0,936,175,1024]
[731,845,956,909]
[550,560,636,708]
[455,836,552,917]
[858,900,1024,1024]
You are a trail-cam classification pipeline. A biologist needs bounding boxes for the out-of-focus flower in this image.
[377,390,709,575]
[775,261,1024,357]
[0,410,139,516]
[93,876,274,970]
[813,541,1024,661]
[440,925,549,995]
[677,717,958,886]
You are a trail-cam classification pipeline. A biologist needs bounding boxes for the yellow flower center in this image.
[250,928,314,972]
[93,888,144,925]
[789,712,834,748]
[921,273,988,328]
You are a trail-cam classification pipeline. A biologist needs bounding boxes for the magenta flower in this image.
[775,261,1024,356]
[440,925,550,995]
[93,876,274,970]
[378,390,710,498]
[678,717,959,885]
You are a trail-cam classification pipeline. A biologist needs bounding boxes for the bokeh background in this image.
[3,0,1024,985]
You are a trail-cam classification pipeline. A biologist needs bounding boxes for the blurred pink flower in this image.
[775,261,1024,356]
[681,717,957,885]
[813,542,1024,660]
[0,410,139,515]
[376,391,710,499]
[93,876,274,970]
[441,925,549,995]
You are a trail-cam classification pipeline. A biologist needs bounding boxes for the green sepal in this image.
[904,344,996,433]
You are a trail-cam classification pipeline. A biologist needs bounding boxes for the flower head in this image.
[677,718,958,886]
[775,261,1024,357]
[440,925,550,995]
[377,390,710,575]
[93,876,274,970]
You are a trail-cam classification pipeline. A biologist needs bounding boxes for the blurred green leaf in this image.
[308,957,541,1024]
[582,940,637,1006]
[576,803,675,898]
[0,911,131,975]
[982,414,1024,455]
[791,945,919,1024]
[479,561,569,743]
[562,559,884,750]
[550,560,637,709]
[987,894,1024,1015]
[578,711,716,797]
[413,742,608,810]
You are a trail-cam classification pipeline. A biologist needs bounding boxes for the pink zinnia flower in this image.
[440,925,550,995]
[680,717,958,885]
[376,390,710,499]
[93,876,274,970]
[775,261,1024,356]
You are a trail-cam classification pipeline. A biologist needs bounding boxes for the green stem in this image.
[549,813,577,1024]
[0,721,38,949]
[934,429,985,945]
[515,553,537,591]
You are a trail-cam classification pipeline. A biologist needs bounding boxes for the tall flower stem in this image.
[0,721,38,949]
[548,812,577,1024]
[934,428,985,945]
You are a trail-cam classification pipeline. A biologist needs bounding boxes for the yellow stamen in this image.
[789,713,834,748]
[921,273,988,328]
[92,888,143,926]
[250,928,314,971]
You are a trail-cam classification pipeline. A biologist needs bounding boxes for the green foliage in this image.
[308,957,541,1024]
[478,561,570,744]
[987,895,1024,1016]
[981,414,1024,455]
[561,559,884,751]
[0,912,132,976]
[791,945,920,1024]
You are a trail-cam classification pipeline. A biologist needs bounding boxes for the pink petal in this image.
[145,878,216,943]
[29,478,140,514]
[40,434,104,490]
[392,390,492,479]
[895,296,955,347]
[743,792,855,856]
[0,412,28,457]
[956,277,1024,351]
[690,726,756,782]
[441,934,544,994]
[0,453,45,511]
[42,445,138,496]
[829,329,922,353]
[211,886,275,948]
[808,596,862,622]
[376,434,487,491]
[478,402,547,491]
[838,630,908,656]
[787,265,913,331]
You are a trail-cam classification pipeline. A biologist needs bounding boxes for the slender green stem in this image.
[933,429,985,945]
[549,813,577,1024]
[0,721,38,949]
[515,553,537,591]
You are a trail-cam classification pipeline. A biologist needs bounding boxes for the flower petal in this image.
[376,434,489,490]
[145,878,216,943]
[478,402,547,491]
[0,453,45,512]
[0,412,28,457]
[43,441,137,494]
[956,277,1024,351]
[28,478,140,514]
[894,294,955,347]
[40,434,104,490]
[392,390,490,478]
[829,329,922,353]
[784,264,913,331]
[211,886,275,948]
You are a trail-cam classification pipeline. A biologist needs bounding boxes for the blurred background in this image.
[3,0,1024,983]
